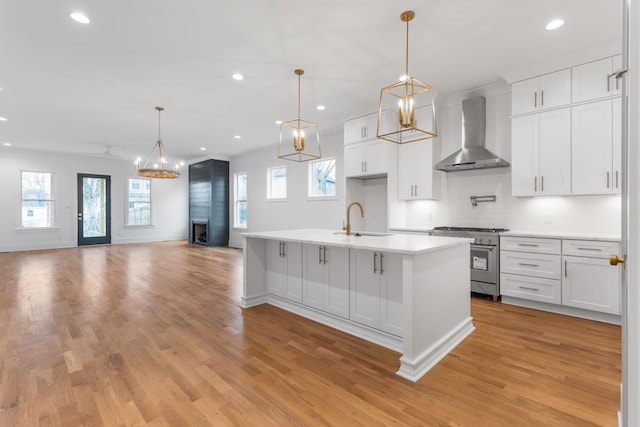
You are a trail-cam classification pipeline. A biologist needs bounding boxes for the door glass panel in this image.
[82,177,107,238]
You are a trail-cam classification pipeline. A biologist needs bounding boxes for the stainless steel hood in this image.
[434,96,509,172]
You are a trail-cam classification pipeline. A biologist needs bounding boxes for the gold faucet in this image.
[343,202,364,236]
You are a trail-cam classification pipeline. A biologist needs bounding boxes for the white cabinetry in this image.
[511,108,571,196]
[572,55,623,102]
[302,244,350,319]
[500,236,562,305]
[344,113,378,144]
[344,139,388,178]
[267,240,302,302]
[349,249,403,336]
[511,69,571,115]
[562,240,620,315]
[398,139,439,200]
[571,98,622,195]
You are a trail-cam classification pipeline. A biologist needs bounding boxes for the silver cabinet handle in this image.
[541,89,544,106]
[282,242,286,257]
[607,73,611,92]
[365,161,368,172]
[319,246,323,264]
[616,171,619,189]
[279,241,284,257]
[576,247,602,251]
[534,176,537,192]
[534,91,537,108]
[414,185,418,197]
[518,243,539,247]
[564,260,567,278]
[380,253,384,275]
[373,252,378,274]
[518,262,539,267]
[541,176,544,192]
[607,171,610,188]
[323,246,327,265]
[519,286,539,292]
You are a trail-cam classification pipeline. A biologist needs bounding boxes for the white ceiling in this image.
[0,0,622,163]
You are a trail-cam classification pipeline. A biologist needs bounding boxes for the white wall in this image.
[228,127,346,248]
[391,85,622,236]
[0,148,188,251]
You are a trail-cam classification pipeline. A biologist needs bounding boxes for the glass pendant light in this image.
[136,106,181,178]
[278,69,321,162]
[377,11,437,144]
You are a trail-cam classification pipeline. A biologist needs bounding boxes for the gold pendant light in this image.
[278,69,321,162]
[136,106,181,178]
[377,11,437,144]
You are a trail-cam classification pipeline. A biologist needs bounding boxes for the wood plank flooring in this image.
[0,241,621,426]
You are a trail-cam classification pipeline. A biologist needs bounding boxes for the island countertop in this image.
[242,228,471,255]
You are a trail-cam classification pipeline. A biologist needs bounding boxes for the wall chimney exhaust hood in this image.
[434,96,509,172]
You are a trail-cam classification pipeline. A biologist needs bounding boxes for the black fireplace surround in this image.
[188,159,229,247]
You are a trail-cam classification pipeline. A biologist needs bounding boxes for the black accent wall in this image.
[188,159,229,247]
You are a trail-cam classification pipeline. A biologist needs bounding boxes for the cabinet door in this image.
[538,69,571,110]
[360,113,378,141]
[283,242,303,303]
[511,114,539,196]
[303,244,326,310]
[512,77,540,115]
[349,249,380,328]
[363,139,388,176]
[571,100,613,195]
[398,140,435,200]
[562,256,620,314]
[267,240,286,297]
[538,108,571,195]
[612,97,622,193]
[572,57,614,103]
[379,252,403,337]
[325,246,350,319]
[500,273,561,304]
[344,143,365,177]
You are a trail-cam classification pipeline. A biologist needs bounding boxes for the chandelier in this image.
[136,106,181,179]
[377,11,437,144]
[278,69,321,162]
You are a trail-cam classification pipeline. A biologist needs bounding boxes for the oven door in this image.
[470,244,497,284]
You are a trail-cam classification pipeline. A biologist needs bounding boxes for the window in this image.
[308,158,336,198]
[127,178,151,226]
[267,166,287,200]
[21,171,54,228]
[235,173,247,228]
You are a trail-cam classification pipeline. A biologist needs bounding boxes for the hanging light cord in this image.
[405,15,410,77]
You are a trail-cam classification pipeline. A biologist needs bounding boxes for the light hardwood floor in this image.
[0,241,621,426]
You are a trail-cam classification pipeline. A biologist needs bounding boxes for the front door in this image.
[77,174,111,246]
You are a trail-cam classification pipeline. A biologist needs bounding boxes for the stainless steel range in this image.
[428,226,509,301]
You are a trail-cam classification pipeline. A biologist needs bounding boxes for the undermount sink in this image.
[334,231,393,237]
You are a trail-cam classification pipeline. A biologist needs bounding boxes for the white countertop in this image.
[501,230,621,241]
[242,228,471,255]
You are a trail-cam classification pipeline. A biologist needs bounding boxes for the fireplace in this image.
[192,222,208,245]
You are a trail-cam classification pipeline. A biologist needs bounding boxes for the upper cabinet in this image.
[572,55,623,103]
[344,110,396,178]
[511,69,571,115]
[344,113,379,144]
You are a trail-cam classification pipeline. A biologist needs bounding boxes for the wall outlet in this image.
[544,213,552,224]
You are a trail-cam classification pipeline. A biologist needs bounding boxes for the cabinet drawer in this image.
[500,273,561,304]
[562,240,619,259]
[500,236,561,254]
[500,251,561,279]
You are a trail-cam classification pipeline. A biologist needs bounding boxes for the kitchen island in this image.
[242,229,472,382]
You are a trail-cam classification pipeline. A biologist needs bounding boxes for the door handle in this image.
[77,212,83,221]
[373,252,378,274]
[319,246,323,264]
[564,260,567,278]
[323,246,327,265]
[610,254,625,266]
[380,253,384,274]
[541,89,544,106]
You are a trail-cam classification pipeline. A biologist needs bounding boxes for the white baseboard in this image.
[501,296,622,325]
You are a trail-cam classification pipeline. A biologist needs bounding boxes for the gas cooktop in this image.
[431,226,509,233]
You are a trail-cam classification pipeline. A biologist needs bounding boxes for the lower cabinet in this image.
[562,240,621,315]
[267,240,302,303]
[349,249,403,336]
[302,244,350,319]
[500,235,621,317]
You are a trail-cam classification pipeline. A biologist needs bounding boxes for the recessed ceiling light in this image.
[234,135,241,139]
[398,75,409,81]
[275,120,282,125]
[0,117,7,121]
[200,147,206,151]
[70,12,90,24]
[3,142,11,147]
[545,19,564,30]
[316,105,326,111]
[232,73,244,81]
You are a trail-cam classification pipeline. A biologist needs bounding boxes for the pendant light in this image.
[377,11,437,144]
[278,69,321,162]
[136,106,181,178]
